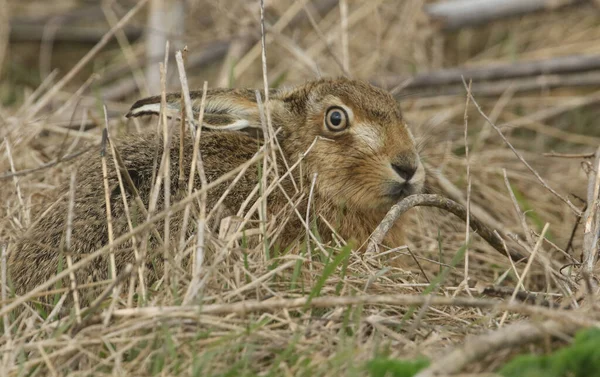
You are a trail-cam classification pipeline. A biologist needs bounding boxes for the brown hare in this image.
[10,77,425,303]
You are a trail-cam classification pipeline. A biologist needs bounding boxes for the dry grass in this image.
[1,1,600,376]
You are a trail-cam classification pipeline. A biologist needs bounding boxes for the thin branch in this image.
[415,318,583,377]
[366,194,526,261]
[425,0,586,31]
[583,147,600,274]
[105,294,583,319]
[544,152,596,159]
[462,78,583,216]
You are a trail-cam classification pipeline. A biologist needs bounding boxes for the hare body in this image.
[10,78,425,303]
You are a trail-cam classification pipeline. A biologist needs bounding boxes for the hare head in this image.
[127,77,424,212]
[273,78,424,211]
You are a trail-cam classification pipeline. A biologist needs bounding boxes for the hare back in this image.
[9,130,266,301]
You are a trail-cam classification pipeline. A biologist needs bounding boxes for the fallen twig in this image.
[103,294,583,319]
[9,23,142,43]
[383,71,600,98]
[366,194,526,261]
[583,147,600,274]
[415,318,584,377]
[381,54,600,89]
[425,0,586,31]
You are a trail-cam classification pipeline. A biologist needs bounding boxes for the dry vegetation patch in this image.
[1,1,600,376]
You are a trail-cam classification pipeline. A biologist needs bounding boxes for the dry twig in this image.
[425,0,586,30]
[366,194,525,261]
[381,54,600,89]
[582,147,600,274]
[415,318,583,377]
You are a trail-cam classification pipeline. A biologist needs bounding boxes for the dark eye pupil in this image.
[330,111,343,126]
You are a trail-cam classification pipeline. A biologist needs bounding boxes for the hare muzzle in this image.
[387,156,425,201]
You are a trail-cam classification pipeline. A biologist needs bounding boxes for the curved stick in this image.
[366,194,526,261]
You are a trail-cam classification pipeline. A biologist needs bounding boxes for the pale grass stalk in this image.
[234,0,312,80]
[27,0,149,120]
[4,139,29,227]
[44,293,68,324]
[463,79,472,285]
[431,168,507,233]
[79,264,134,325]
[174,74,204,256]
[107,139,164,246]
[1,279,119,304]
[499,222,550,327]
[259,0,280,178]
[65,112,88,155]
[0,0,7,79]
[300,2,348,75]
[0,152,264,316]
[145,62,169,268]
[146,0,167,94]
[65,172,82,324]
[1,243,10,372]
[101,2,149,97]
[207,161,259,221]
[364,246,409,261]
[305,173,318,271]
[221,260,298,301]
[103,283,123,327]
[503,169,534,248]
[100,126,117,285]
[267,179,331,258]
[269,33,320,76]
[471,85,515,153]
[180,79,208,304]
[493,229,522,284]
[287,0,385,76]
[339,0,350,74]
[107,294,591,322]
[178,46,188,185]
[15,70,58,117]
[255,90,271,259]
[36,343,58,377]
[37,123,98,141]
[39,17,61,81]
[160,53,173,290]
[52,72,99,119]
[583,147,600,274]
[6,345,77,375]
[174,50,197,135]
[233,137,319,235]
[235,136,318,226]
[108,139,147,305]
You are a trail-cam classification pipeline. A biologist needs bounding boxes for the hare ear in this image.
[126,89,271,132]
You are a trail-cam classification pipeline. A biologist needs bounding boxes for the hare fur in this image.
[10,77,425,303]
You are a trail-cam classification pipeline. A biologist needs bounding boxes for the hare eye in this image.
[325,107,348,131]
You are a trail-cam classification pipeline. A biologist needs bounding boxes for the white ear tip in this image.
[126,103,179,118]
[203,119,250,131]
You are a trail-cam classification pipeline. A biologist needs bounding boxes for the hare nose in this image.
[391,163,417,182]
